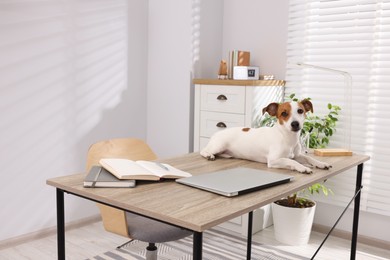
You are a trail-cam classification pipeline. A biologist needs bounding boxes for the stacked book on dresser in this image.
[84,159,191,188]
[228,50,250,79]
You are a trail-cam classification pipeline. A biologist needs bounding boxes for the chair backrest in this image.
[86,138,157,237]
[86,138,157,171]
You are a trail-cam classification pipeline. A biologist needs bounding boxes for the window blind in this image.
[286,0,390,216]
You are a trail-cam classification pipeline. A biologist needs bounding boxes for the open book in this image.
[99,158,192,181]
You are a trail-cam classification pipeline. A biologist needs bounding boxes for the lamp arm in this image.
[295,62,352,149]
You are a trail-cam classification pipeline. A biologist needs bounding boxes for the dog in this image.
[200,100,331,174]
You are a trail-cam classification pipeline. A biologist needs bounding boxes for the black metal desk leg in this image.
[247,211,253,260]
[56,188,65,260]
[193,231,203,260]
[351,163,363,260]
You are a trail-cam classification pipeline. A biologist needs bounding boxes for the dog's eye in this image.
[281,111,288,117]
[298,109,304,114]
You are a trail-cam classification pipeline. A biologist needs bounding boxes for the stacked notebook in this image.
[83,159,192,188]
[84,166,136,188]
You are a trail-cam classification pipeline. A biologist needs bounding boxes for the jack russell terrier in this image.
[200,100,331,174]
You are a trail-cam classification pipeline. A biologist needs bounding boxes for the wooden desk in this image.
[47,152,369,260]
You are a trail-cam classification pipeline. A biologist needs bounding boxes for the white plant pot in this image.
[272,200,316,246]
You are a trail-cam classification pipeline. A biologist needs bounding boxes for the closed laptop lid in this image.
[176,167,294,197]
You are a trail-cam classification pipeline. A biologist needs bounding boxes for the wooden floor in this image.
[0,220,389,260]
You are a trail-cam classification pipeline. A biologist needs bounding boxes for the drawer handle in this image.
[217,94,228,101]
[216,122,227,128]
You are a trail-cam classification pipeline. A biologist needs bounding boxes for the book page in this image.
[136,161,192,179]
[99,158,154,179]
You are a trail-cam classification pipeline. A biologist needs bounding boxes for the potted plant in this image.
[258,94,338,245]
[272,182,333,245]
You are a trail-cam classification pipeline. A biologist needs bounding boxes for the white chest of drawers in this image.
[193,79,285,152]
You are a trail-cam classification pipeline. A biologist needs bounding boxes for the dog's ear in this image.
[262,103,279,116]
[300,99,313,113]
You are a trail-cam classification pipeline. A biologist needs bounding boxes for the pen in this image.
[156,162,169,171]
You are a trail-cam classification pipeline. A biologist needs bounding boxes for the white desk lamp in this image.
[296,62,352,150]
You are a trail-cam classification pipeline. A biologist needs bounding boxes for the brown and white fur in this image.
[200,100,331,174]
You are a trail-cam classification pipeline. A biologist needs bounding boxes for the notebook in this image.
[176,167,294,197]
[84,166,136,188]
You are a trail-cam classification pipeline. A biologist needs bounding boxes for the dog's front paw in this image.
[207,155,216,161]
[200,150,216,161]
[296,165,313,174]
[315,162,332,170]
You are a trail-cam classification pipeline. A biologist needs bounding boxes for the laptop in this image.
[176,167,294,197]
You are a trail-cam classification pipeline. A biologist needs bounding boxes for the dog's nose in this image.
[291,121,300,131]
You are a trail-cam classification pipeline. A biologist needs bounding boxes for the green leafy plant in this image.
[258,94,339,207]
[297,102,341,149]
[275,182,334,208]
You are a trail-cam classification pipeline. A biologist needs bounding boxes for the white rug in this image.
[88,228,308,260]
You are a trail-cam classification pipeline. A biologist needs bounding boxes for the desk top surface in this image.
[47,152,369,232]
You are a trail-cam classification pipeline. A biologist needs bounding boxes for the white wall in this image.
[315,201,390,243]
[222,0,288,79]
[195,0,224,79]
[0,0,148,242]
[195,0,288,80]
[146,0,193,157]
[128,0,149,134]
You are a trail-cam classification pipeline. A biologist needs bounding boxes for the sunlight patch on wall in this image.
[0,0,128,240]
